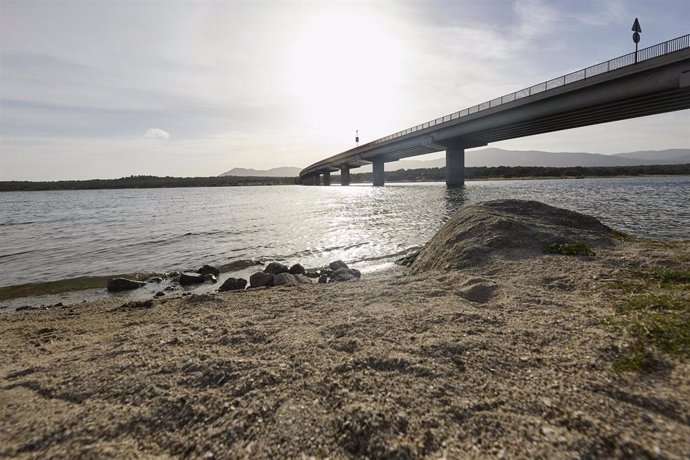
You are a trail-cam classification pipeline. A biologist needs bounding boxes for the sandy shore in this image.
[1,202,689,458]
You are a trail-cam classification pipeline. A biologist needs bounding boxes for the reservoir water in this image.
[1,176,689,309]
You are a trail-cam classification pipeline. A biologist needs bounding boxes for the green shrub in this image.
[545,241,595,256]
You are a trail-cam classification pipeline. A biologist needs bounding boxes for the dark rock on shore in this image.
[197,265,220,277]
[396,251,420,267]
[304,270,321,278]
[274,273,298,286]
[274,273,313,286]
[218,277,247,292]
[179,272,206,286]
[330,268,361,282]
[318,274,328,284]
[107,278,147,292]
[264,262,289,275]
[288,263,306,275]
[329,260,348,271]
[202,274,218,283]
[250,272,274,288]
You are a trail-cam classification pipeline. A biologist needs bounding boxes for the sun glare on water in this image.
[283,4,410,145]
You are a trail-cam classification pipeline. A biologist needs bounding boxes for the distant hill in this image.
[612,149,690,163]
[219,167,301,177]
[394,148,690,170]
[219,148,690,176]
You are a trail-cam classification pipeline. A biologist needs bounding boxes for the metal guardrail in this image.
[362,34,690,147]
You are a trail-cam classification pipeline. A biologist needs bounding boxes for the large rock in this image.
[179,272,206,285]
[411,199,615,273]
[329,260,348,271]
[304,270,321,279]
[250,271,274,288]
[288,263,306,275]
[197,265,220,277]
[330,268,361,282]
[107,278,146,292]
[218,277,247,292]
[264,262,289,275]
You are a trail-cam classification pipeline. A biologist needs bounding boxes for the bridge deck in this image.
[300,34,690,179]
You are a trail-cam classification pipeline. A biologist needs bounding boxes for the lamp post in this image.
[632,18,642,64]
[355,129,359,147]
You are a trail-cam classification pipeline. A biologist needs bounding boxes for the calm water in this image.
[1,176,689,307]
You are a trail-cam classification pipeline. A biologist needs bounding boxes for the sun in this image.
[283,4,410,144]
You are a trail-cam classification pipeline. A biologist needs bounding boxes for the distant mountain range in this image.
[219,167,302,177]
[220,148,690,176]
[395,148,690,169]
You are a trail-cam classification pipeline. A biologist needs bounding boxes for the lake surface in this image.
[1,176,689,309]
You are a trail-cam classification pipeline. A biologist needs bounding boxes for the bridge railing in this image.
[370,33,690,147]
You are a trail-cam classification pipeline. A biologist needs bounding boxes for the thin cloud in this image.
[144,128,170,139]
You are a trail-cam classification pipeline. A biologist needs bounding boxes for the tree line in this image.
[2,164,688,191]
[0,175,299,192]
[348,163,690,183]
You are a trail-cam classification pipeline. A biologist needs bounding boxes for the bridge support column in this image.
[340,167,350,186]
[323,171,331,186]
[446,146,465,187]
[372,158,385,187]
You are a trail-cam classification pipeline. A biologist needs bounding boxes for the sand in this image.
[1,201,689,459]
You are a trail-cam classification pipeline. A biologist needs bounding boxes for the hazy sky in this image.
[1,0,689,180]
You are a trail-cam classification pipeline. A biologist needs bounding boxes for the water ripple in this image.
[0,176,688,288]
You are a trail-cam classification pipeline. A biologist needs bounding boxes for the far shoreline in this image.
[1,163,689,192]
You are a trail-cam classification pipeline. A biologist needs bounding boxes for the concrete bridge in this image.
[299,34,690,187]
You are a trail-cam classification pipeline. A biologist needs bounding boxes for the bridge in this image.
[299,34,690,187]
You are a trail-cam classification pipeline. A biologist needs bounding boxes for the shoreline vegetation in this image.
[1,200,688,457]
[1,163,689,191]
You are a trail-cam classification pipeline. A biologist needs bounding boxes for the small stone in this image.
[155,291,165,297]
[295,274,313,284]
[288,263,306,275]
[264,262,289,275]
[329,260,348,271]
[179,272,205,286]
[304,270,321,278]
[318,274,328,284]
[202,328,214,336]
[218,277,247,292]
[250,271,274,288]
[197,265,220,277]
[329,268,361,282]
[202,273,218,283]
[541,425,555,436]
[147,277,163,283]
[273,273,299,286]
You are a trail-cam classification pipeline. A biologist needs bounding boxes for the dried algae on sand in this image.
[1,199,688,459]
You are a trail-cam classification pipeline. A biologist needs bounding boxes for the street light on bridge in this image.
[355,129,359,147]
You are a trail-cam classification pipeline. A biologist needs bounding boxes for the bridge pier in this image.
[446,146,465,187]
[323,171,331,186]
[372,158,385,187]
[340,167,350,186]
